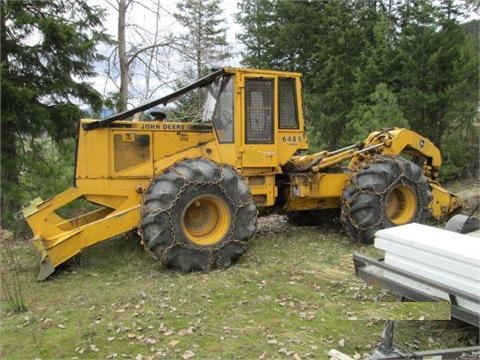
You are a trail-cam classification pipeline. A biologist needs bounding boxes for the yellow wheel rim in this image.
[385,185,417,225]
[181,195,231,246]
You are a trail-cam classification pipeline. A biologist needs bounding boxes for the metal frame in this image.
[353,253,480,327]
[370,320,479,359]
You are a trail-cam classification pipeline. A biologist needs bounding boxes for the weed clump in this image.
[0,229,27,313]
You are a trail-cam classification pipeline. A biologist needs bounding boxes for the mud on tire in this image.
[341,155,432,244]
[139,158,257,272]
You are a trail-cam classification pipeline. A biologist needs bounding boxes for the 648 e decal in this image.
[282,135,303,144]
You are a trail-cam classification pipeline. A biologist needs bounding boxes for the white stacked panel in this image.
[374,223,480,314]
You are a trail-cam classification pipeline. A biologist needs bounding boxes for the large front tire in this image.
[140,158,257,272]
[341,155,432,244]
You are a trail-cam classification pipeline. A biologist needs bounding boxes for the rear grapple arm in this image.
[284,128,462,220]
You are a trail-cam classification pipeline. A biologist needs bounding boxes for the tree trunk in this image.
[196,12,202,110]
[143,0,161,101]
[118,0,128,111]
[0,5,19,226]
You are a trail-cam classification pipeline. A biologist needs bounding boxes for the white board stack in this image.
[374,223,480,314]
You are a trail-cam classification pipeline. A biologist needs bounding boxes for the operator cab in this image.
[198,68,308,169]
[80,67,308,188]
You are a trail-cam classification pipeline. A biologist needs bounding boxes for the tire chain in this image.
[341,155,431,240]
[138,158,257,270]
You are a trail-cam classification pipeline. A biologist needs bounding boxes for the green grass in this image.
[1,224,477,359]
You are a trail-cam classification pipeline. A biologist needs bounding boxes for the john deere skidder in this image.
[22,67,462,280]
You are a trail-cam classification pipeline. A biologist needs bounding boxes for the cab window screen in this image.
[245,79,273,143]
[279,78,298,129]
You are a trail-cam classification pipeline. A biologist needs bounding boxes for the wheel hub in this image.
[386,185,417,225]
[181,195,231,246]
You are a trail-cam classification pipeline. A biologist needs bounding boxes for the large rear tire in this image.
[341,155,432,244]
[139,158,257,272]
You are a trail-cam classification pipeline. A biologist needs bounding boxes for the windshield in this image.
[202,76,223,122]
[209,75,234,142]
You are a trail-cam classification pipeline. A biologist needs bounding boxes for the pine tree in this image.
[0,0,110,226]
[175,0,230,80]
[394,2,479,148]
[173,0,230,118]
[305,1,371,149]
[235,0,277,68]
[345,83,408,141]
[345,15,401,143]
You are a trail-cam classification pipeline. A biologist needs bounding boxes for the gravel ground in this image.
[256,214,289,236]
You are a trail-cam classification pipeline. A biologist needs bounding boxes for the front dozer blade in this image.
[37,257,55,281]
[22,186,141,280]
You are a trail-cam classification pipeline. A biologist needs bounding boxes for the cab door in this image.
[241,75,278,169]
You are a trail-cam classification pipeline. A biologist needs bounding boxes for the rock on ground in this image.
[456,187,480,213]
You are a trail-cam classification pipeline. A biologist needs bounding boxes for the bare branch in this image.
[104,0,119,12]
[127,42,171,66]
[126,23,155,37]
[130,0,172,16]
[103,67,121,91]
